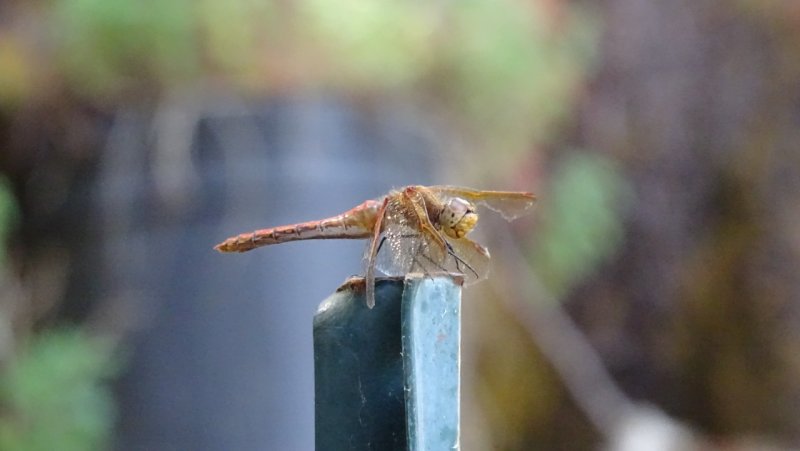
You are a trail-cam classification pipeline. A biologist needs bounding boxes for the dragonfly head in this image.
[440,197,478,239]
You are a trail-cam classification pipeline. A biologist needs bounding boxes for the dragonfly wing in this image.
[427,185,536,221]
[368,195,414,276]
[369,193,450,276]
[371,225,422,276]
[373,233,490,284]
[441,236,491,285]
[371,235,491,287]
[364,197,390,309]
[368,191,492,284]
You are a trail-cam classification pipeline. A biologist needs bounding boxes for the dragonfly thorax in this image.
[439,197,478,239]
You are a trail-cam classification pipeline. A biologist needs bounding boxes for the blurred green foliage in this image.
[52,0,277,95]
[0,329,118,451]
[0,2,603,449]
[301,0,436,87]
[54,0,200,94]
[37,0,594,173]
[0,37,33,111]
[443,1,597,160]
[301,0,598,174]
[0,176,20,268]
[532,152,632,298]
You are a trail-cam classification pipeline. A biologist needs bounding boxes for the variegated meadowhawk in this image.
[215,185,536,308]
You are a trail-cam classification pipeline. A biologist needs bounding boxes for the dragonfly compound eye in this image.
[441,198,478,239]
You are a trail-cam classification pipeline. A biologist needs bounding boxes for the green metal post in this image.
[314,275,462,451]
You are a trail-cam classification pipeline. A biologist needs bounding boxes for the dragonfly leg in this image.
[446,242,479,279]
[447,242,462,273]
[385,231,477,280]
[416,252,446,274]
[412,241,478,280]
[365,197,390,309]
[375,235,387,256]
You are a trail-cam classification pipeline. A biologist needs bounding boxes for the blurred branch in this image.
[489,229,698,451]
[491,229,631,435]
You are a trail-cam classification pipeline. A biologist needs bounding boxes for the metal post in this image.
[314,275,462,450]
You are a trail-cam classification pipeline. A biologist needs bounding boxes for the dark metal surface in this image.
[314,275,461,451]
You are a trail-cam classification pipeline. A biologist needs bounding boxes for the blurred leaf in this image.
[0,176,20,268]
[196,0,276,82]
[52,0,200,96]
[37,0,597,163]
[0,36,34,111]
[443,0,599,176]
[532,152,632,298]
[298,0,598,177]
[0,329,118,451]
[300,0,436,87]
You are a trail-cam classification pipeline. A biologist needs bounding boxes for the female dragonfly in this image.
[215,185,536,308]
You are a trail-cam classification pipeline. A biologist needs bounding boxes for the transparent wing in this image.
[427,185,537,221]
[364,191,489,284]
[367,194,491,284]
[372,232,491,285]
[368,194,445,276]
[442,236,491,285]
[372,227,440,277]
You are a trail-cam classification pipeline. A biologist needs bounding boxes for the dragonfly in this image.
[215,185,536,308]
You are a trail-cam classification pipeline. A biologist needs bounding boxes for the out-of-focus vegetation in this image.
[3,0,596,177]
[0,178,116,451]
[0,330,117,451]
[3,0,798,449]
[1,1,597,449]
[532,152,632,298]
[52,0,284,96]
[0,177,19,266]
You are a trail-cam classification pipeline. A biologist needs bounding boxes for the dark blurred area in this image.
[0,0,799,450]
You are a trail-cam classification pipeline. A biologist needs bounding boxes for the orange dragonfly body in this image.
[215,185,536,308]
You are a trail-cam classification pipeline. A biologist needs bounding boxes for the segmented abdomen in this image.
[214,199,381,252]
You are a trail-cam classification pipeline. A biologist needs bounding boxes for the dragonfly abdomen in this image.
[214,200,380,253]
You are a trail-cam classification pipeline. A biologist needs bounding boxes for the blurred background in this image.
[1,0,799,450]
